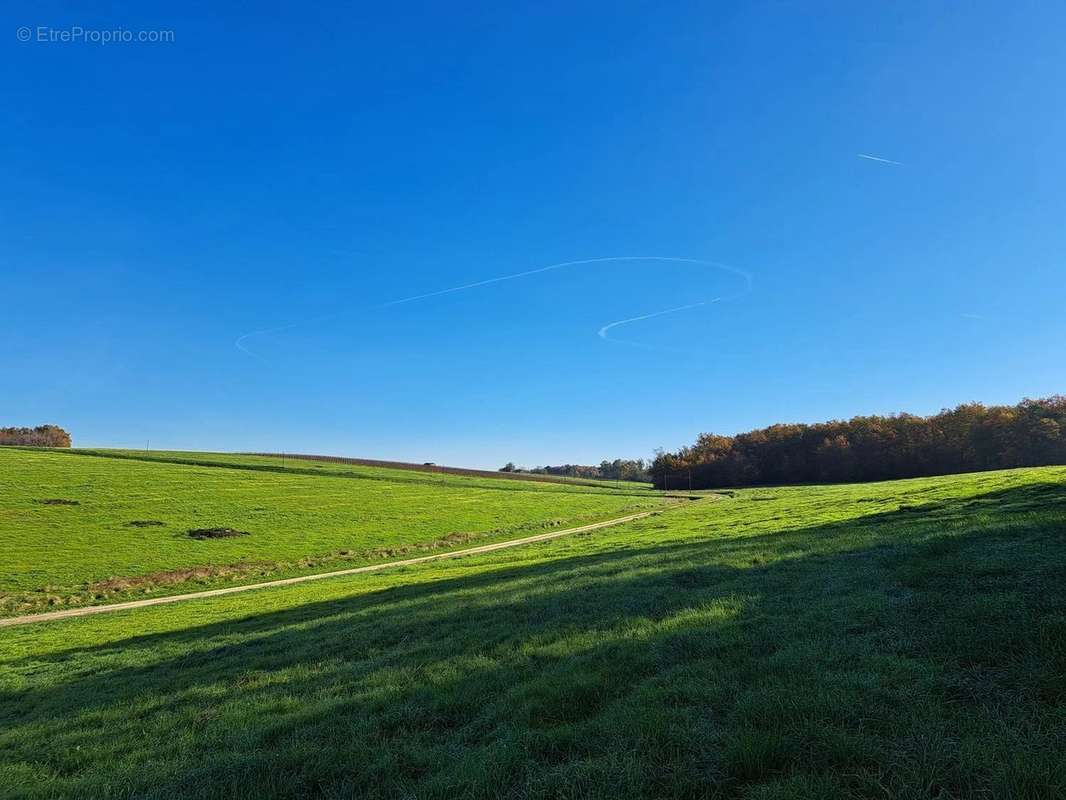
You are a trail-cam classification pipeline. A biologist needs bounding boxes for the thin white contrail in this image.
[595,261,751,348]
[234,313,336,365]
[375,256,709,309]
[596,301,711,348]
[857,153,904,166]
[234,335,270,364]
[235,256,751,362]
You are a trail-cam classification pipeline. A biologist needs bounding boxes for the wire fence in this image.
[660,469,696,492]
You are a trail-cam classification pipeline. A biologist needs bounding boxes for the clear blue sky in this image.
[4,2,1065,468]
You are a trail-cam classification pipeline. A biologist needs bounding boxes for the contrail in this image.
[375,257,713,309]
[234,313,335,365]
[234,334,270,365]
[595,261,751,349]
[235,256,752,362]
[596,298,712,339]
[857,153,904,166]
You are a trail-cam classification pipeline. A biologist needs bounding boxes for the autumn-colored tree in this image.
[0,425,72,448]
[651,397,1066,489]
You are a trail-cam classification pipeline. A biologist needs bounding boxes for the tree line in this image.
[0,425,72,448]
[500,458,651,483]
[651,396,1066,489]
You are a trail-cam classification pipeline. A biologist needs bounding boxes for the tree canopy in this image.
[0,425,72,448]
[500,459,651,483]
[652,397,1066,489]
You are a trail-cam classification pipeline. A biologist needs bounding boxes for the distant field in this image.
[2,465,1064,798]
[0,449,666,616]
[66,449,655,492]
[243,450,656,489]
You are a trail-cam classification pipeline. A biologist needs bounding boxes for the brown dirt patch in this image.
[91,563,263,593]
[187,528,250,540]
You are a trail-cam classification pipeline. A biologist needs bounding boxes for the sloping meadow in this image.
[0,449,666,616]
[1,465,1064,797]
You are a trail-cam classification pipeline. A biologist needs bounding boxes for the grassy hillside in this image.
[67,449,656,491]
[240,450,656,489]
[0,449,666,616]
[1,465,1064,798]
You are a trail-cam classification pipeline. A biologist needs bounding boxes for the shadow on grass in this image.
[2,483,1065,799]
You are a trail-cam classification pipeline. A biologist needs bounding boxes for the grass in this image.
[1,463,1064,798]
[64,448,657,492]
[0,449,667,616]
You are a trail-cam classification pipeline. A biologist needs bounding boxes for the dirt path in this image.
[1,509,661,628]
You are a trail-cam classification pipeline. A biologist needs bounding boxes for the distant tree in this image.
[597,458,650,482]
[0,425,72,448]
[500,458,651,482]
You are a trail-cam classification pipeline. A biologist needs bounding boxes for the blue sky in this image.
[4,2,1065,468]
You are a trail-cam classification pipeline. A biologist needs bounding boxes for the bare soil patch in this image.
[187,528,250,540]
[36,499,80,506]
[91,563,261,593]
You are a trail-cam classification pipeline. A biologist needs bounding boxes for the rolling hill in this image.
[1,457,1064,797]
[0,448,666,617]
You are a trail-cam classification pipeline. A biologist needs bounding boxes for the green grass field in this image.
[2,458,1065,798]
[0,449,666,616]
[67,449,657,491]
